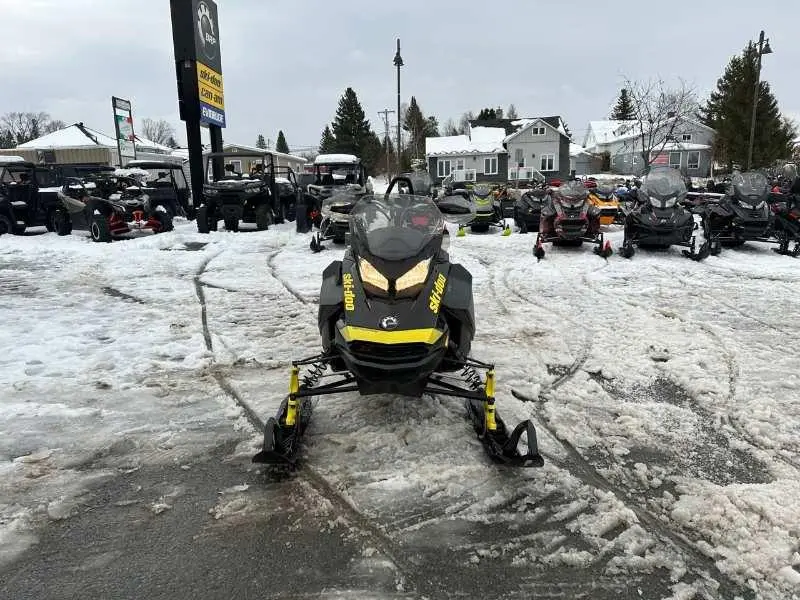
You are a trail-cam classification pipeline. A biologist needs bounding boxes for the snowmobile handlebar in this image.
[385,176,415,197]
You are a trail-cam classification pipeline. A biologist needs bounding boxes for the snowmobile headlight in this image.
[395,258,431,292]
[662,196,677,208]
[358,258,389,292]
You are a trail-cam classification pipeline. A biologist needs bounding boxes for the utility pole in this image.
[378,108,395,176]
[393,39,404,173]
[747,30,773,170]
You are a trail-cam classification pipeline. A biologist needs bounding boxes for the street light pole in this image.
[393,39,403,175]
[747,30,773,170]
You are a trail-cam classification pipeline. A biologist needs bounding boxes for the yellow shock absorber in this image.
[484,369,497,432]
[285,366,300,427]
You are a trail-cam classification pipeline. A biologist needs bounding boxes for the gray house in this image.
[584,117,716,177]
[425,116,572,184]
[425,126,509,184]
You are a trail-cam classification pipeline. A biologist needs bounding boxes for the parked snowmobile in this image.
[769,188,800,257]
[466,183,510,234]
[534,180,612,260]
[513,188,546,233]
[253,176,543,469]
[700,171,775,256]
[619,167,708,260]
[587,184,622,225]
[53,177,173,242]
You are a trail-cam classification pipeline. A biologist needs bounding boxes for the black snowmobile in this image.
[53,177,173,242]
[310,187,368,252]
[700,170,775,256]
[465,183,510,234]
[534,180,612,260]
[619,167,708,260]
[769,190,800,256]
[253,177,544,469]
[513,188,547,233]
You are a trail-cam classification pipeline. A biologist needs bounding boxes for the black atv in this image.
[307,154,373,251]
[253,176,543,469]
[196,151,277,233]
[125,160,192,219]
[619,167,708,260]
[534,180,612,260]
[53,177,173,242]
[0,159,42,236]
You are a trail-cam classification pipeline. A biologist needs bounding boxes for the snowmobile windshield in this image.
[351,194,444,261]
[732,171,768,204]
[594,186,616,199]
[554,181,588,208]
[641,168,687,208]
[473,184,492,198]
[322,190,361,214]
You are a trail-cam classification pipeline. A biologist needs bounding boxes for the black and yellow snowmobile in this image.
[253,177,544,468]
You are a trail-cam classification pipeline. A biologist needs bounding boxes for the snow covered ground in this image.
[1,212,799,599]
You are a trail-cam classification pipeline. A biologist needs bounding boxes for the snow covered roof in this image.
[656,142,712,152]
[570,143,591,157]
[314,153,358,165]
[202,143,307,164]
[426,126,507,156]
[584,120,636,147]
[17,123,117,149]
[133,136,173,154]
[506,117,569,140]
[0,155,27,163]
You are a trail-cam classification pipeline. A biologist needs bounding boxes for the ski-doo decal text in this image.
[429,273,447,313]
[342,273,356,311]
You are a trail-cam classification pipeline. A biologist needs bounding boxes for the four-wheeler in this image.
[618,167,708,260]
[124,160,192,218]
[466,183,510,234]
[196,151,278,233]
[308,154,372,251]
[699,171,775,256]
[587,184,622,225]
[512,188,547,233]
[0,158,44,235]
[534,180,612,260]
[252,176,543,468]
[53,176,173,242]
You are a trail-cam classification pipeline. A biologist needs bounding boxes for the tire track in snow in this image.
[192,244,454,600]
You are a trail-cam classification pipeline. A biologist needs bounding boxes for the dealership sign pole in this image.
[170,0,226,213]
[111,96,137,167]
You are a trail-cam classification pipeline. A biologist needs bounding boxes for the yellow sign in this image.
[196,61,225,111]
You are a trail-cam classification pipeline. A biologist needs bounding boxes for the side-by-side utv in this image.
[253,176,544,469]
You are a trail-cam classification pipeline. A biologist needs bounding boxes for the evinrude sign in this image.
[193,0,225,127]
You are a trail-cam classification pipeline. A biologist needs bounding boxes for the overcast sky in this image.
[3,0,798,151]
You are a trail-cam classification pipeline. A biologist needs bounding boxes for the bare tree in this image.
[621,77,698,171]
[0,111,63,145]
[140,118,176,145]
[441,118,459,136]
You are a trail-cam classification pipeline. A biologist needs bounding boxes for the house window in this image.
[437,159,451,178]
[483,157,498,175]
[531,126,546,136]
[687,151,700,170]
[455,158,465,170]
[632,155,639,165]
[681,133,692,142]
[226,160,242,174]
[514,148,524,167]
[669,152,681,168]
[540,154,555,171]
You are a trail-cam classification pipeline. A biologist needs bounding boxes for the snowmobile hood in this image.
[731,171,769,207]
[641,168,687,209]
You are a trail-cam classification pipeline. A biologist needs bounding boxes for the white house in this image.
[425,126,508,183]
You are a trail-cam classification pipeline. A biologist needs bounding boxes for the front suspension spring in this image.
[302,362,326,388]
[461,365,483,391]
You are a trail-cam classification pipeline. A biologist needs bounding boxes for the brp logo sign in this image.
[196,1,218,61]
[379,316,399,331]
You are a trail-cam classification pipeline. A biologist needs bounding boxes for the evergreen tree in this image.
[275,130,289,154]
[255,134,267,149]
[403,97,438,159]
[610,88,635,120]
[330,87,380,172]
[477,108,497,120]
[0,128,14,149]
[506,104,519,119]
[700,42,796,169]
[166,135,179,149]
[319,125,335,154]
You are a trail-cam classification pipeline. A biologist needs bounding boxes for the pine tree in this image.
[275,130,289,154]
[166,135,179,149]
[255,134,266,149]
[506,104,519,120]
[330,87,380,172]
[403,97,436,159]
[477,108,497,120]
[700,42,796,169]
[319,125,335,154]
[610,89,635,120]
[0,128,14,149]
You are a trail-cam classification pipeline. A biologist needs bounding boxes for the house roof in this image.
[585,117,716,150]
[503,117,570,144]
[203,143,307,163]
[570,143,591,157]
[426,126,507,156]
[17,123,117,149]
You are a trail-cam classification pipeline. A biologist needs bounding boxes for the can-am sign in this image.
[193,0,225,127]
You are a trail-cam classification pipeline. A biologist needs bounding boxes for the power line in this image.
[378,108,395,174]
